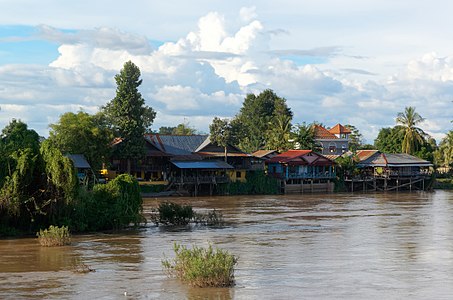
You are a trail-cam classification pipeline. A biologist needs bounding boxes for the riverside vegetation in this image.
[151,202,224,226]
[36,225,71,247]
[162,243,238,287]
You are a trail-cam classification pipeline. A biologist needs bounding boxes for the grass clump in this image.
[162,243,238,287]
[36,225,71,247]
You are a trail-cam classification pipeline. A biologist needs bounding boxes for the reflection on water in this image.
[1,191,453,299]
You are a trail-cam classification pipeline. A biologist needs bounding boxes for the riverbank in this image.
[434,178,453,189]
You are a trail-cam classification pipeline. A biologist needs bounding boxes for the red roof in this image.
[266,150,335,166]
[267,150,312,164]
[314,125,337,139]
[328,124,351,135]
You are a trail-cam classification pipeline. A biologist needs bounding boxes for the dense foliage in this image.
[0,121,78,232]
[154,202,194,225]
[435,130,453,168]
[48,111,112,171]
[0,119,143,236]
[217,171,280,195]
[158,123,197,135]
[292,122,319,151]
[103,61,156,173]
[72,174,143,231]
[151,202,224,226]
[344,124,364,151]
[209,117,232,161]
[374,126,405,153]
[232,89,293,152]
[162,243,238,287]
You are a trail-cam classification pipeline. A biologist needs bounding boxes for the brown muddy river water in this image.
[1,191,453,299]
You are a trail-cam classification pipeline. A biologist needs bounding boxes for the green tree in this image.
[344,124,364,152]
[435,131,453,168]
[172,122,197,135]
[396,106,426,154]
[48,111,113,171]
[233,89,292,153]
[209,117,232,162]
[0,121,78,229]
[374,126,405,153]
[292,122,319,151]
[0,119,40,185]
[265,113,292,151]
[158,126,176,135]
[103,61,156,173]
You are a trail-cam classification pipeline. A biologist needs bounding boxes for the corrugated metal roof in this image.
[357,152,432,167]
[145,134,208,155]
[171,160,234,169]
[66,154,91,169]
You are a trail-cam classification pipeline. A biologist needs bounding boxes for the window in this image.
[236,171,242,178]
[342,144,347,153]
[329,142,337,153]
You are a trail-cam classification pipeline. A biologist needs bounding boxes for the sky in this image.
[0,1,452,144]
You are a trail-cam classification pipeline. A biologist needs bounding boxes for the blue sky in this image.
[0,1,452,143]
[0,26,59,64]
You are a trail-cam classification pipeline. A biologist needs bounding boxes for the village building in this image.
[108,134,260,195]
[266,150,336,193]
[345,150,433,191]
[66,154,98,185]
[314,124,351,156]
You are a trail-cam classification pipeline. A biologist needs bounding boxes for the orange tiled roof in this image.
[328,124,351,135]
[314,125,337,139]
[355,150,379,162]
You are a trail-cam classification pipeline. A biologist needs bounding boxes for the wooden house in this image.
[266,150,336,193]
[66,154,97,185]
[109,134,259,193]
[345,150,433,191]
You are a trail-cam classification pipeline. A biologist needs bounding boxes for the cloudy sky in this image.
[1,1,452,143]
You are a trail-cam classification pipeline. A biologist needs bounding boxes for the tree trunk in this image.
[224,146,227,162]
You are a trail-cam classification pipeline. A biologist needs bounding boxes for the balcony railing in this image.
[170,175,230,184]
[270,172,336,179]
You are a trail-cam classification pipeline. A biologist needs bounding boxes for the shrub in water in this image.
[36,225,71,247]
[162,243,238,287]
[156,202,194,225]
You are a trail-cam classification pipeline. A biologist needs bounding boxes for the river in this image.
[1,191,453,299]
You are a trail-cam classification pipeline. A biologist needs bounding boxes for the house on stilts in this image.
[345,150,433,192]
[266,150,336,194]
[108,134,261,195]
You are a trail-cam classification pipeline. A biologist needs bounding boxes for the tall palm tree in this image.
[396,106,426,154]
[438,130,453,168]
